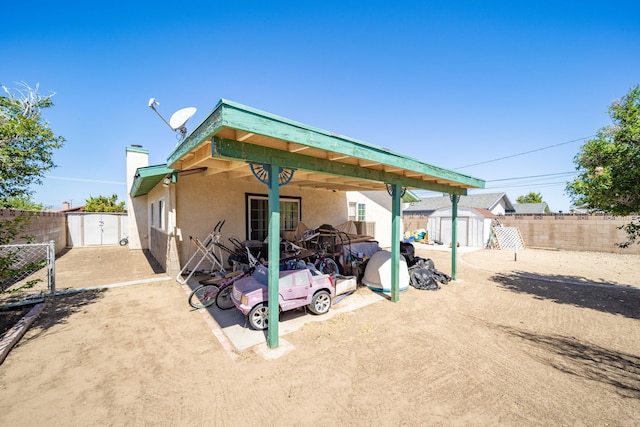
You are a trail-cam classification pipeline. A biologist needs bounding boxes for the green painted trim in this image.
[168,99,485,190]
[451,195,459,280]
[267,163,281,349]
[167,104,224,167]
[213,137,469,195]
[219,104,484,189]
[391,184,402,302]
[402,189,421,203]
[130,164,174,197]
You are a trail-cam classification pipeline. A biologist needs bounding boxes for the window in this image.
[357,203,366,221]
[246,194,301,241]
[348,202,357,221]
[158,199,164,230]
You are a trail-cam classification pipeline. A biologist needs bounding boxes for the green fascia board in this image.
[168,99,485,191]
[214,138,468,195]
[130,164,174,197]
[402,190,421,203]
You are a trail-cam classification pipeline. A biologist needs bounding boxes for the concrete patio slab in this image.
[184,275,387,351]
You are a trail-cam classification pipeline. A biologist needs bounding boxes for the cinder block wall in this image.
[500,214,640,255]
[403,214,429,234]
[0,209,67,254]
[402,212,640,255]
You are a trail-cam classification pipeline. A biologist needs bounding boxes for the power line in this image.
[487,171,577,182]
[483,181,571,190]
[454,136,594,170]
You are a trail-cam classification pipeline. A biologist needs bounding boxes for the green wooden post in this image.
[267,163,281,348]
[450,194,459,280]
[390,184,402,302]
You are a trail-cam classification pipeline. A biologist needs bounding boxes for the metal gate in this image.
[66,213,127,247]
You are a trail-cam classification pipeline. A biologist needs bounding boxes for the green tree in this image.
[84,194,126,212]
[516,192,543,204]
[1,82,64,294]
[566,85,640,247]
[3,195,44,211]
[0,82,65,207]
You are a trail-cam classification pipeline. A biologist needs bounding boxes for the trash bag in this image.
[408,258,451,290]
[400,242,416,266]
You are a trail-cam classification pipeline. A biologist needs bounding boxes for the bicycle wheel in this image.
[188,284,219,309]
[215,283,235,310]
[319,258,340,276]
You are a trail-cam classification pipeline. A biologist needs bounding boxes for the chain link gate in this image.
[0,241,55,306]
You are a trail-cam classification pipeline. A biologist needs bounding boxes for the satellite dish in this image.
[148,98,197,140]
[169,107,197,131]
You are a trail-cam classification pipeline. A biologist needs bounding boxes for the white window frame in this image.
[158,198,165,230]
[246,193,301,241]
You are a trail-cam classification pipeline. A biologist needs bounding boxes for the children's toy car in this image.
[231,264,335,330]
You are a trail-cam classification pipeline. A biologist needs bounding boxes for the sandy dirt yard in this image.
[0,245,639,426]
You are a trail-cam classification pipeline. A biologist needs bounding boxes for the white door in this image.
[440,217,468,245]
[83,214,120,246]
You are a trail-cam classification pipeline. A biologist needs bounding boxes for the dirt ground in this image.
[0,245,639,426]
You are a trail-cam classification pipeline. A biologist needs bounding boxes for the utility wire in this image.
[486,171,577,182]
[483,181,571,190]
[454,136,594,170]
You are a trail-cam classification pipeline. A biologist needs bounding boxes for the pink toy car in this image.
[231,264,335,330]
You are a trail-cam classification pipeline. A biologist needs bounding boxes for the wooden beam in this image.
[287,142,309,153]
[328,153,350,161]
[236,130,255,141]
[213,137,469,194]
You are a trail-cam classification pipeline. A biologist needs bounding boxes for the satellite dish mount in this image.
[148,98,197,141]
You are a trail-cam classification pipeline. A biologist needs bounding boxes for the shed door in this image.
[83,214,120,246]
[440,218,468,246]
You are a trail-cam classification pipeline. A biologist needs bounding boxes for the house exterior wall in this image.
[346,191,409,248]
[147,183,178,274]
[500,214,640,255]
[490,200,507,216]
[170,172,349,270]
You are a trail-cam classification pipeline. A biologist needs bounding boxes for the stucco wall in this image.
[0,209,67,254]
[145,182,178,274]
[500,214,640,255]
[172,172,349,267]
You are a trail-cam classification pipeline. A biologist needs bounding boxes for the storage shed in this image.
[427,207,496,247]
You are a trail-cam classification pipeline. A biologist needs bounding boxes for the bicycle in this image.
[188,269,247,310]
[188,245,263,310]
[291,241,340,276]
[314,245,340,276]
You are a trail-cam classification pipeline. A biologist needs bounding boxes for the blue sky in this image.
[3,1,639,212]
